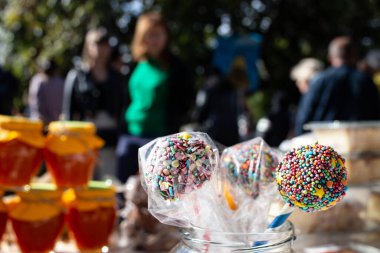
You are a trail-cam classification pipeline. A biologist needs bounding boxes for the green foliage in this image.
[1,0,380,114]
[0,0,124,97]
[262,0,380,97]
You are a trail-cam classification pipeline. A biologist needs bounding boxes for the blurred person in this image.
[295,36,380,135]
[256,58,323,146]
[358,49,380,74]
[193,68,240,146]
[116,12,194,183]
[28,60,64,125]
[63,27,123,178]
[291,58,324,94]
[110,46,126,75]
[358,50,380,91]
[256,91,291,147]
[0,66,18,115]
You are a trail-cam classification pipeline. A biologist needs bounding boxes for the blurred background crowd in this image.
[1,0,380,184]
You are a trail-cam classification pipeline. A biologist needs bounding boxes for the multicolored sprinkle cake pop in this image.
[276,143,347,212]
[144,132,217,201]
[221,140,278,198]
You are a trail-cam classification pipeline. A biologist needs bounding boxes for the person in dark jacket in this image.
[256,91,291,147]
[295,36,380,135]
[63,28,123,139]
[0,67,18,115]
[63,27,124,178]
[116,12,194,183]
[193,68,240,146]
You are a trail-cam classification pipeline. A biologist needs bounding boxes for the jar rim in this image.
[180,221,295,250]
[48,121,96,134]
[185,220,294,236]
[0,115,43,131]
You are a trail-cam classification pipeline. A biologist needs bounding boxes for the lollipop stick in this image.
[253,204,294,246]
[267,204,294,229]
[192,194,210,253]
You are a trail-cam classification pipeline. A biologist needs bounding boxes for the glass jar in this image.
[0,191,7,242]
[171,221,295,253]
[63,181,116,251]
[0,115,44,187]
[44,121,104,188]
[6,184,65,253]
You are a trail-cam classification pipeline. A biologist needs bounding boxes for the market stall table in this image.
[294,231,380,252]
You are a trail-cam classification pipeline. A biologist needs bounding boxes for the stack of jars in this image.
[0,116,117,253]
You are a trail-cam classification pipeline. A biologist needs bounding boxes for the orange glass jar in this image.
[63,181,116,251]
[0,115,44,188]
[0,191,7,242]
[6,184,64,253]
[44,121,104,188]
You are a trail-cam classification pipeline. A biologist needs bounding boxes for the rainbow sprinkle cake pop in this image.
[144,132,217,201]
[221,141,278,198]
[276,143,347,212]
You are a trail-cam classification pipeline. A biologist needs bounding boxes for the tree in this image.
[0,0,126,108]
[1,0,380,115]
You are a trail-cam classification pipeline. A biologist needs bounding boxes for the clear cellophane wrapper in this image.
[139,132,223,230]
[219,137,281,233]
[120,176,180,251]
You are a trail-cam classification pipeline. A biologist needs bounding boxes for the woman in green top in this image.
[126,58,169,136]
[116,12,194,183]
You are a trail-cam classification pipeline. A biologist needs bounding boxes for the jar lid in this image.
[76,181,116,199]
[0,115,43,131]
[46,121,104,155]
[48,121,96,135]
[7,183,63,221]
[0,115,45,148]
[62,181,116,211]
[17,183,62,200]
[62,181,115,201]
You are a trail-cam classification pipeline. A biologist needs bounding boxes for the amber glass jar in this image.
[0,115,44,188]
[44,121,104,188]
[6,184,64,253]
[63,181,116,251]
[0,191,7,243]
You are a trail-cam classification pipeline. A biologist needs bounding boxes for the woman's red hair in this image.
[131,12,170,61]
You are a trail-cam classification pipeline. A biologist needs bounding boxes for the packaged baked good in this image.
[305,121,380,154]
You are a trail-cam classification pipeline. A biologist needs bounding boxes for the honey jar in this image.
[7,184,64,253]
[44,121,104,188]
[0,115,44,188]
[63,181,116,251]
[0,191,7,243]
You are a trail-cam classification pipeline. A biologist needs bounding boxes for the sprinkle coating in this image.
[221,142,278,198]
[276,143,347,212]
[145,132,216,201]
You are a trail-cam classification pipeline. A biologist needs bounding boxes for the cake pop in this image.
[144,132,217,201]
[253,144,348,246]
[221,141,278,198]
[276,143,347,212]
